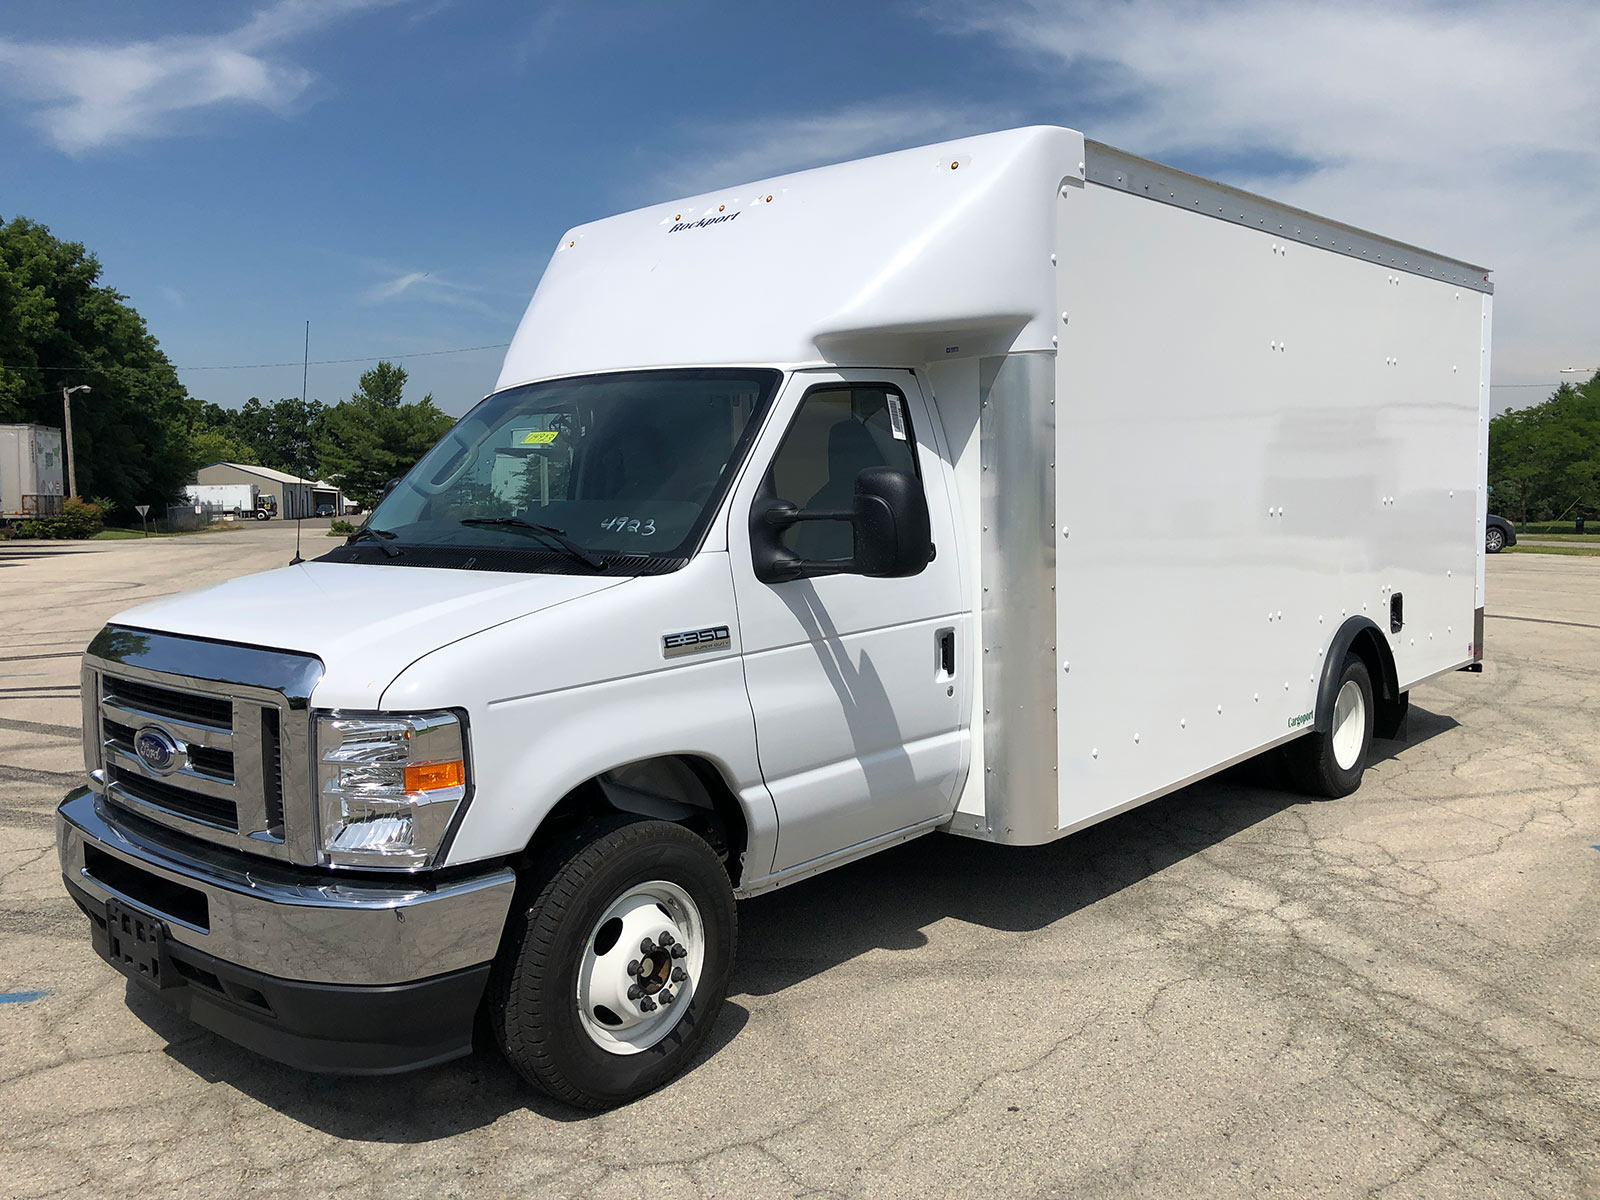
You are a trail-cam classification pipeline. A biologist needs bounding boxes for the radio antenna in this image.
[289,319,309,565]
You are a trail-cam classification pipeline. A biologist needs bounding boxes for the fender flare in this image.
[1314,616,1399,735]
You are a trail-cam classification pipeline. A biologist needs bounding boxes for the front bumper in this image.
[57,787,517,1073]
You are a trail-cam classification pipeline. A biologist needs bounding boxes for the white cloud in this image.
[362,267,499,316]
[0,0,402,153]
[925,0,1600,394]
[653,99,1013,198]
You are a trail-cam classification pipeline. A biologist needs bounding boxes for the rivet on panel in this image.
[1091,748,1098,758]
[1061,312,1070,324]
[1050,254,1057,265]
[1180,718,1187,728]
[1133,733,1140,744]
[1217,705,1223,714]
[1063,662,1070,672]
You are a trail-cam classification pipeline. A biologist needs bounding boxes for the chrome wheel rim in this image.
[1487,529,1503,551]
[577,880,704,1055]
[1331,678,1367,771]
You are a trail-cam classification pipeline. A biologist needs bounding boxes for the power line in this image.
[0,342,511,374]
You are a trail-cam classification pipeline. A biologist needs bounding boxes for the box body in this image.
[944,142,1491,843]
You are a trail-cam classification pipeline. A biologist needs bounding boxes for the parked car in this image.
[1486,514,1516,553]
[315,503,336,517]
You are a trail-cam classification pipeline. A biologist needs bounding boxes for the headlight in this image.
[314,711,469,869]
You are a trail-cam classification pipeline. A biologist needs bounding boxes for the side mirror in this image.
[750,466,932,584]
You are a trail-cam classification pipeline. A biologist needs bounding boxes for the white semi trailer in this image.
[0,423,66,518]
[58,126,1490,1108]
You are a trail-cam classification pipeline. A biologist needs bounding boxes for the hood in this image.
[110,561,629,708]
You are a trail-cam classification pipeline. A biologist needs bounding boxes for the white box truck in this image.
[1,423,66,518]
[183,483,276,520]
[57,126,1490,1108]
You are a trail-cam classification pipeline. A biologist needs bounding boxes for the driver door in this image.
[729,369,969,873]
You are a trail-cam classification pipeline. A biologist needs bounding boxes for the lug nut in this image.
[639,996,657,1012]
[627,983,642,1000]
[672,966,688,983]
[660,989,675,1006]
[626,959,641,976]
[658,931,675,947]
[670,943,688,959]
[640,937,656,955]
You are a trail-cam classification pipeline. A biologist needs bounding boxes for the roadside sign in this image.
[135,504,150,538]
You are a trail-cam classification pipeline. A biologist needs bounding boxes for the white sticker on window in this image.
[887,395,908,440]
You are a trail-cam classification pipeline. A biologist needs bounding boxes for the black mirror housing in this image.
[852,467,932,577]
[750,467,931,584]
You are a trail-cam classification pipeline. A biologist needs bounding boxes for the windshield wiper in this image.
[346,526,400,558]
[459,517,607,570]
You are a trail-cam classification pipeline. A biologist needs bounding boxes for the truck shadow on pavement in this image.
[121,705,1456,1136]
[733,703,1459,998]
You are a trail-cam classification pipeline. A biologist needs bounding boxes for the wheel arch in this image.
[518,753,753,887]
[1314,616,1398,736]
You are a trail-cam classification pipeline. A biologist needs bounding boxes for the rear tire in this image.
[1285,654,1374,797]
[1486,527,1504,553]
[489,816,736,1109]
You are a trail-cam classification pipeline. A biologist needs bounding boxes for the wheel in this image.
[256,509,270,521]
[1486,526,1504,553]
[490,816,736,1109]
[1285,654,1374,797]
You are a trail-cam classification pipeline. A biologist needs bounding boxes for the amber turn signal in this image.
[404,759,465,792]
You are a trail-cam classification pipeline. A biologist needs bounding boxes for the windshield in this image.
[340,368,780,574]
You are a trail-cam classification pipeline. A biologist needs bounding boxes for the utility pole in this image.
[61,385,91,499]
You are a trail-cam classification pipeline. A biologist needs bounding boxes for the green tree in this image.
[188,426,259,469]
[1488,373,1600,524]
[317,361,454,506]
[0,215,197,515]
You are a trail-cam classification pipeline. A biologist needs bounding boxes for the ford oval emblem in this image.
[133,726,181,774]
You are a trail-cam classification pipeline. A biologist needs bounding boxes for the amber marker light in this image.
[404,760,466,792]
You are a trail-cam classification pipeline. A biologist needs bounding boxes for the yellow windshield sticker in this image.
[520,430,559,445]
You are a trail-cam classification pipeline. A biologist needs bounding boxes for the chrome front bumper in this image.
[57,787,516,987]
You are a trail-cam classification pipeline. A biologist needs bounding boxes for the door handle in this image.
[937,628,956,678]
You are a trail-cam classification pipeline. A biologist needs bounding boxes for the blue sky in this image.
[2,0,1597,416]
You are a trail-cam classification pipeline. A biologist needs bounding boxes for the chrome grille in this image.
[82,626,322,864]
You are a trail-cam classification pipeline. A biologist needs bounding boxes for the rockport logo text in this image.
[669,212,740,233]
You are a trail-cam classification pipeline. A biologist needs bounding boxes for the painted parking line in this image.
[0,991,48,1005]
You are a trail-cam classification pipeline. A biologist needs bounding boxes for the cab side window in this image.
[765,384,921,563]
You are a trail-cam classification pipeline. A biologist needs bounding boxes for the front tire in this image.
[490,817,736,1109]
[1486,526,1504,553]
[1285,654,1374,797]
[255,509,270,521]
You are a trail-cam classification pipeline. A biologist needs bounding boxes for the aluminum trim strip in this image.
[978,352,1060,843]
[1084,141,1494,295]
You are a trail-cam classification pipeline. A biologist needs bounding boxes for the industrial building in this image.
[194,462,344,519]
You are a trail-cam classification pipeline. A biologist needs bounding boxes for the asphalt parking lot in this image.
[1,524,1596,1198]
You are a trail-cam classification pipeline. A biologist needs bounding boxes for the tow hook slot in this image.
[1390,592,1404,634]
